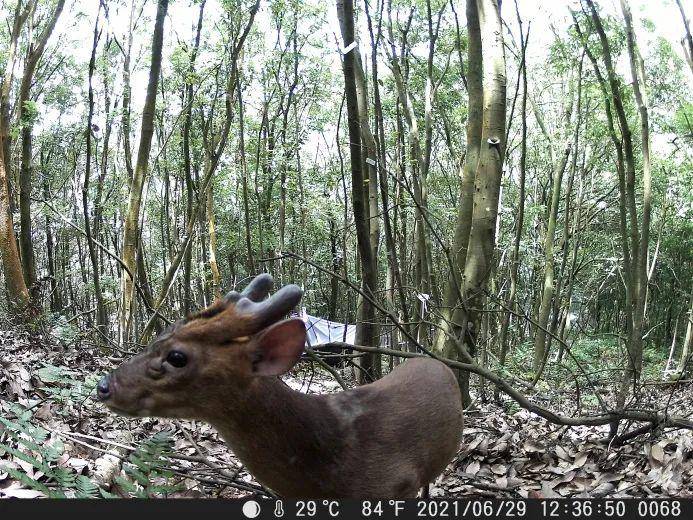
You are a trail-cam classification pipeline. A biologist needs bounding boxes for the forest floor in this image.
[1,328,692,498]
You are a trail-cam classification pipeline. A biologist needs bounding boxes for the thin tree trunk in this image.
[238,78,254,274]
[498,3,529,366]
[364,0,410,342]
[619,0,652,386]
[84,10,107,338]
[531,142,571,376]
[120,0,169,344]
[676,293,693,376]
[181,0,206,316]
[207,181,221,299]
[573,11,635,380]
[385,1,436,344]
[336,0,381,383]
[557,152,588,361]
[676,0,693,74]
[42,166,60,312]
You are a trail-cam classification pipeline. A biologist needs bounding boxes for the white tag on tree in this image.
[341,41,357,54]
[417,293,431,314]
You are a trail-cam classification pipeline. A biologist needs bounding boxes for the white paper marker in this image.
[341,41,357,54]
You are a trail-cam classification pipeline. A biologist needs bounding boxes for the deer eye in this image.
[166,351,188,368]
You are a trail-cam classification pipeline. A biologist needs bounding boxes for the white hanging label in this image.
[417,293,431,314]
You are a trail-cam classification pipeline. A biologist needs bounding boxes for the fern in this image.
[0,465,52,496]
[75,475,100,498]
[35,362,100,408]
[1,403,184,499]
[117,430,183,498]
[0,403,102,498]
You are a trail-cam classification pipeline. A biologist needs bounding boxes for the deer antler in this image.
[235,283,303,331]
[177,274,303,342]
[224,273,274,303]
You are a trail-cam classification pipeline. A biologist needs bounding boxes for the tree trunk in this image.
[17,0,65,300]
[364,0,410,343]
[120,0,169,344]
[619,0,652,388]
[676,293,693,376]
[181,0,206,316]
[432,0,489,406]
[532,142,571,376]
[207,181,221,300]
[238,78,254,275]
[455,0,506,403]
[138,1,258,341]
[498,7,529,367]
[84,10,107,338]
[0,1,32,313]
[336,0,381,383]
[676,0,693,74]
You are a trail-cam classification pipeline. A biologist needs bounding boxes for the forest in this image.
[0,0,692,501]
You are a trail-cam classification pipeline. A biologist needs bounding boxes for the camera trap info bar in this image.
[1,498,689,520]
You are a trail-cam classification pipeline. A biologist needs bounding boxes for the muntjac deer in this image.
[97,274,463,498]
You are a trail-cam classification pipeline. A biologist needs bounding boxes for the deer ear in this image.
[249,318,306,376]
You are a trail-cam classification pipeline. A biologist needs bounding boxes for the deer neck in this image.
[204,376,347,495]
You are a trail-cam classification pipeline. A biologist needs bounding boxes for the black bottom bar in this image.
[0,498,689,520]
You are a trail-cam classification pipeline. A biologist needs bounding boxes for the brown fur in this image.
[208,357,464,498]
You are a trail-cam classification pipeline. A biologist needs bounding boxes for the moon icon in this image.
[242,500,261,518]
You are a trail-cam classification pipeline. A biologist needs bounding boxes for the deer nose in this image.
[96,375,111,401]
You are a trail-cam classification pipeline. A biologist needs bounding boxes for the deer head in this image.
[96,274,305,420]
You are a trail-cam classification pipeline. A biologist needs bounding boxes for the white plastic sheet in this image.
[301,311,356,346]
